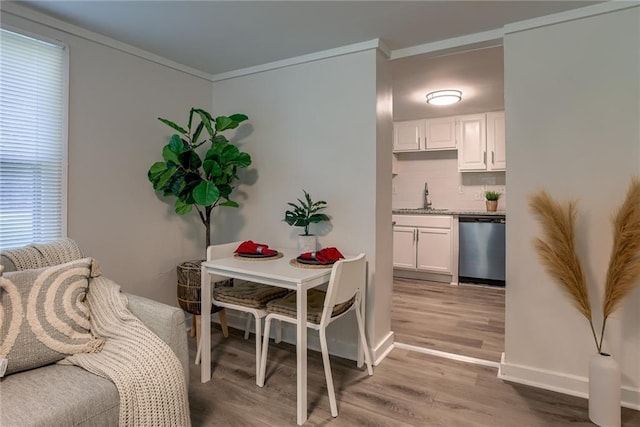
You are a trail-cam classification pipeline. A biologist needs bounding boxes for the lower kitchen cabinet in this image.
[416,227,452,273]
[392,226,417,268]
[392,215,453,275]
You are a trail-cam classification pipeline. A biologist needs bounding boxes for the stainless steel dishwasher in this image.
[458,215,506,286]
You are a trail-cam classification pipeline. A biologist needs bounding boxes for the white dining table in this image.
[200,248,333,425]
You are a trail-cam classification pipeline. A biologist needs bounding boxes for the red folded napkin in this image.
[300,247,344,264]
[235,240,277,256]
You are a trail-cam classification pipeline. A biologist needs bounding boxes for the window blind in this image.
[0,28,66,250]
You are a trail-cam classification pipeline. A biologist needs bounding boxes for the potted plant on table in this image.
[284,190,330,254]
[484,191,501,212]
[147,107,252,336]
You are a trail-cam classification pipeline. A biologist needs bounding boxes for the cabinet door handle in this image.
[492,151,495,164]
[413,229,417,243]
[483,151,487,165]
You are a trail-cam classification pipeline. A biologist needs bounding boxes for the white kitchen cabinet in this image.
[457,111,506,172]
[394,117,457,152]
[392,226,416,268]
[392,215,453,275]
[416,227,452,273]
[486,111,506,171]
[457,113,487,171]
[393,120,423,152]
[425,117,456,150]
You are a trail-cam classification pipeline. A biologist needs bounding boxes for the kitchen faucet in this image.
[424,182,432,209]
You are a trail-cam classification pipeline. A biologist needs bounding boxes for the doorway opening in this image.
[389,44,506,365]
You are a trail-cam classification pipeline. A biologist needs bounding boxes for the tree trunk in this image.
[204,206,212,258]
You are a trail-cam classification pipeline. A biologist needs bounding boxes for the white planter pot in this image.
[297,235,317,255]
[589,352,621,427]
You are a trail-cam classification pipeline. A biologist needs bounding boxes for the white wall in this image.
[374,49,395,357]
[501,7,640,407]
[1,7,213,306]
[210,49,393,359]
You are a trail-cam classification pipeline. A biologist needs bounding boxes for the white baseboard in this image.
[395,342,500,369]
[498,353,640,410]
[372,331,395,366]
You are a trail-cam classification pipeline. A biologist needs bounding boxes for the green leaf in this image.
[148,162,167,181]
[168,134,184,154]
[175,199,192,215]
[178,150,202,170]
[228,113,248,123]
[230,152,252,168]
[187,108,195,132]
[193,109,214,138]
[170,173,186,195]
[196,109,213,121]
[308,213,330,223]
[192,121,205,145]
[215,116,236,132]
[184,172,201,186]
[205,148,220,160]
[162,145,180,164]
[203,159,222,177]
[221,144,240,163]
[155,166,176,190]
[180,191,196,205]
[211,134,228,144]
[217,184,232,198]
[158,117,187,135]
[192,181,220,206]
[219,200,239,208]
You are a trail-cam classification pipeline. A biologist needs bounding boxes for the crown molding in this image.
[391,28,504,60]
[211,38,386,82]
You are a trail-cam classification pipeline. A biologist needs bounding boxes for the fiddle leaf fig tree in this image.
[148,108,251,249]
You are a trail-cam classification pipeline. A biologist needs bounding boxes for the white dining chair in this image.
[258,253,373,417]
[195,241,287,385]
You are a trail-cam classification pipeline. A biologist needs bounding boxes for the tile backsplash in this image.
[392,151,506,211]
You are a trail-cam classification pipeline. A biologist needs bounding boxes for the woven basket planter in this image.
[177,259,230,315]
[177,260,206,315]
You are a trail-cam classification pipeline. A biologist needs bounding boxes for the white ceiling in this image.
[16,1,599,121]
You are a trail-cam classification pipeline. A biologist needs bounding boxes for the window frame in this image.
[0,25,69,247]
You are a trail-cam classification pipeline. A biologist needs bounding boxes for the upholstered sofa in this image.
[0,240,189,426]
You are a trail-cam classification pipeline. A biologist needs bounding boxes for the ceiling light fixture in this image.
[426,90,462,106]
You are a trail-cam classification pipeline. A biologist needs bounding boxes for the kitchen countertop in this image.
[393,208,506,217]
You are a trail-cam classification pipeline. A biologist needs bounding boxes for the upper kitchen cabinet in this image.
[457,111,506,172]
[457,114,487,171]
[425,117,456,150]
[393,117,457,152]
[486,111,506,171]
[393,120,423,152]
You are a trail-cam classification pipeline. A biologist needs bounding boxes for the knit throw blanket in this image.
[64,276,191,427]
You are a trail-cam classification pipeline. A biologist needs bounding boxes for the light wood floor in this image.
[188,329,639,426]
[392,278,505,362]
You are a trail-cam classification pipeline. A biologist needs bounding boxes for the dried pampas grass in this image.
[601,178,640,351]
[530,178,640,353]
[529,191,597,350]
